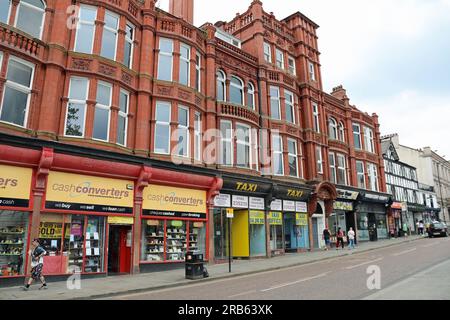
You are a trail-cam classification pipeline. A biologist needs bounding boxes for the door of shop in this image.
[312,218,319,249]
[108,225,132,274]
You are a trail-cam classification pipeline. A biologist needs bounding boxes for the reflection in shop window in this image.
[0,211,29,277]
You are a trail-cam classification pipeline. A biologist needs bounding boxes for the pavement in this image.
[0,235,427,300]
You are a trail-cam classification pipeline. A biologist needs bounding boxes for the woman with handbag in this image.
[336,228,345,250]
[23,239,48,291]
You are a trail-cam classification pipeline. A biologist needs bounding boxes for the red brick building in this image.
[0,0,390,283]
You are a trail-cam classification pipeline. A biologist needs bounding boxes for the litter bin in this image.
[185,251,204,280]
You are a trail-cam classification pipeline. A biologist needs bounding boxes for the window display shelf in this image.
[0,254,22,256]
[0,232,24,235]
[146,235,164,238]
[0,243,24,245]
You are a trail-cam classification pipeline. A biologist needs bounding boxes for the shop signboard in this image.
[333,201,353,211]
[45,171,134,214]
[39,222,70,239]
[249,211,265,225]
[296,213,308,226]
[363,192,390,203]
[337,188,359,200]
[108,216,134,225]
[391,202,403,210]
[231,195,249,209]
[268,212,283,225]
[401,202,408,212]
[283,200,296,212]
[296,201,308,213]
[222,178,271,195]
[273,185,311,201]
[226,208,234,218]
[143,184,206,214]
[270,199,282,211]
[0,164,32,209]
[144,210,207,220]
[249,197,265,210]
[214,194,231,208]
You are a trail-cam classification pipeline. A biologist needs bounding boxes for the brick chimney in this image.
[169,0,194,24]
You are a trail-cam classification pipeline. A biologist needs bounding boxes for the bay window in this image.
[74,5,97,54]
[329,117,337,140]
[157,38,173,81]
[15,0,46,39]
[264,42,272,63]
[285,90,295,124]
[270,86,281,120]
[179,43,190,86]
[93,82,112,141]
[177,106,189,157]
[154,102,171,154]
[0,1,11,24]
[337,154,347,185]
[312,103,320,133]
[230,76,244,105]
[356,160,366,189]
[65,77,89,137]
[0,57,35,127]
[288,138,298,178]
[117,90,129,146]
[236,123,251,168]
[276,48,284,69]
[353,123,362,149]
[100,11,119,61]
[329,153,336,184]
[123,23,135,69]
[272,134,284,176]
[247,82,255,110]
[216,70,226,101]
[194,112,201,161]
[367,163,379,191]
[220,120,232,166]
[364,127,375,153]
[316,146,323,174]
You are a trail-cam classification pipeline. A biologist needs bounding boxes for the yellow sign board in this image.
[45,171,134,213]
[0,164,32,207]
[39,222,70,239]
[268,212,283,225]
[249,211,265,225]
[296,213,308,226]
[143,184,206,214]
[226,208,234,218]
[108,216,134,225]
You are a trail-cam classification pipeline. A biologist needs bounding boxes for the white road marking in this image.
[421,242,440,248]
[391,248,417,257]
[228,290,257,298]
[344,257,383,270]
[260,272,330,292]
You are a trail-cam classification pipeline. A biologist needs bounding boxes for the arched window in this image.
[216,70,226,102]
[230,76,244,105]
[247,82,255,109]
[15,0,46,39]
[329,117,337,140]
[338,121,345,142]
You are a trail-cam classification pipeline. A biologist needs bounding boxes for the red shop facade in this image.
[0,139,221,286]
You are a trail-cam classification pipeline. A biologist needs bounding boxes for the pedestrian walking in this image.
[323,228,331,250]
[23,239,48,291]
[336,227,345,250]
[402,222,408,237]
[419,220,424,235]
[347,227,356,250]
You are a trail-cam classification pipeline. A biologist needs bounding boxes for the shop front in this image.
[357,192,391,242]
[42,171,134,275]
[0,164,33,279]
[389,202,402,237]
[408,204,427,234]
[329,188,359,242]
[213,177,271,261]
[140,184,207,267]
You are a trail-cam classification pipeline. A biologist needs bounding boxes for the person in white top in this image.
[347,227,356,250]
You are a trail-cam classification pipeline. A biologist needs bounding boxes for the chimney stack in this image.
[169,0,194,24]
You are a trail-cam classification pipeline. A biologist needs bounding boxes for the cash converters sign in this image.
[143,184,207,214]
[0,164,32,209]
[45,172,134,214]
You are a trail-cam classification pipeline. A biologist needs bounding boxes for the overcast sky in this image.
[159,0,450,159]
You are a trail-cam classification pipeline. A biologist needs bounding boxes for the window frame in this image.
[329,152,337,184]
[117,89,129,147]
[270,86,281,120]
[288,56,296,75]
[195,53,201,92]
[336,153,347,185]
[247,82,255,110]
[287,138,299,178]
[275,47,284,70]
[356,160,366,189]
[154,101,172,155]
[229,76,244,105]
[64,76,89,138]
[14,0,46,40]
[367,163,379,192]
[100,10,120,61]
[123,22,135,69]
[220,120,233,166]
[272,134,284,176]
[194,111,201,161]
[312,102,320,133]
[235,123,251,169]
[179,43,191,87]
[157,38,174,81]
[74,5,97,54]
[92,81,113,142]
[308,61,316,81]
[177,105,190,158]
[0,55,35,128]
[338,121,345,142]
[316,146,323,174]
[216,70,226,102]
[329,117,338,140]
[263,42,272,63]
[353,123,362,149]
[0,1,12,25]
[364,126,375,153]
[285,90,295,124]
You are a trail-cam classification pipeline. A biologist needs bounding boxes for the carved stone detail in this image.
[99,63,116,77]
[72,58,91,71]
[157,86,172,96]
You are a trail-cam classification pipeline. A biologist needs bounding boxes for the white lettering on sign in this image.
[249,197,265,210]
[270,199,282,211]
[214,194,231,207]
[296,201,308,213]
[283,200,296,212]
[232,195,249,209]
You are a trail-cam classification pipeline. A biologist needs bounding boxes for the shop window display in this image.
[188,221,206,257]
[357,212,369,241]
[142,220,165,262]
[0,211,29,277]
[166,220,186,262]
[84,216,105,273]
[268,212,283,251]
[376,214,388,239]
